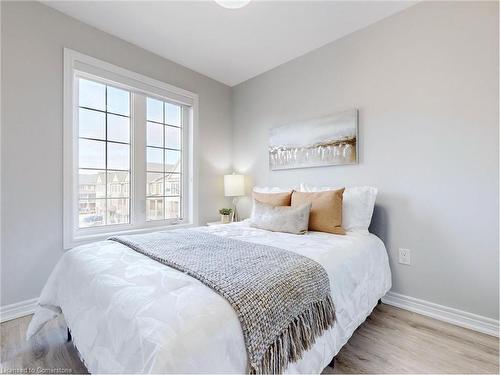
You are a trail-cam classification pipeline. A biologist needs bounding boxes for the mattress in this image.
[27,221,391,373]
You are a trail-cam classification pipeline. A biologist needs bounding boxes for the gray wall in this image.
[1,1,233,306]
[2,1,498,321]
[232,1,499,319]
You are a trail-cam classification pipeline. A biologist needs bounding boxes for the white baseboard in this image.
[0,298,38,323]
[382,291,499,337]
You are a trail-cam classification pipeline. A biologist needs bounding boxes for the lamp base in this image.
[232,197,240,222]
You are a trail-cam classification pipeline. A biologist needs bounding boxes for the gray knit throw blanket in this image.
[109,230,335,374]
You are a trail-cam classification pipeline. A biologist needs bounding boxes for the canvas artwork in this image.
[269,109,358,170]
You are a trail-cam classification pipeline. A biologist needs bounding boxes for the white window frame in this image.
[63,48,199,249]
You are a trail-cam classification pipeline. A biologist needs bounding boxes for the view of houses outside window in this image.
[78,78,131,228]
[146,97,182,221]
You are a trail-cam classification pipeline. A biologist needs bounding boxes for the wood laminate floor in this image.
[1,304,498,374]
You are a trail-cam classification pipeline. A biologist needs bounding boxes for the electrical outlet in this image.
[399,248,411,265]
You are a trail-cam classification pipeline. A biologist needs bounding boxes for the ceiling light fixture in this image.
[214,0,251,9]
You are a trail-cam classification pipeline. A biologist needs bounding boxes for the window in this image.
[146,98,183,221]
[78,79,131,228]
[64,49,198,248]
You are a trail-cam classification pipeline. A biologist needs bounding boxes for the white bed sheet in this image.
[27,221,391,374]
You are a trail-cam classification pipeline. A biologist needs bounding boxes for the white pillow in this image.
[250,200,311,235]
[300,184,377,234]
[253,186,294,193]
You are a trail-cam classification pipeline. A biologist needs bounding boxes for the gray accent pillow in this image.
[250,200,311,235]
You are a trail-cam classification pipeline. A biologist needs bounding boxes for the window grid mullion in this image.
[104,85,108,225]
[79,105,129,119]
[145,144,181,152]
[147,118,181,128]
[180,106,183,219]
[163,102,167,220]
[79,137,129,146]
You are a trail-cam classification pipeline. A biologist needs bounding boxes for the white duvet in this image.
[27,221,391,374]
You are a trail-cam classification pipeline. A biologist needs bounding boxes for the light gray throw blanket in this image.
[109,230,335,374]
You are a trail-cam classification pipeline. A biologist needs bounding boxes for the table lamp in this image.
[224,173,245,222]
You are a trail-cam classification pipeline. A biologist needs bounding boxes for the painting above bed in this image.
[269,109,358,170]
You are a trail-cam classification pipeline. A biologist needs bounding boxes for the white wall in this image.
[232,1,499,319]
[1,1,233,306]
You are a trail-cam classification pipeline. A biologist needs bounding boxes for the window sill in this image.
[66,221,196,249]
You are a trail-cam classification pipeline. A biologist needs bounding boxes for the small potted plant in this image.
[219,208,233,224]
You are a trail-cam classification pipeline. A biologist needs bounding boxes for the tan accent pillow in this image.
[252,191,292,206]
[291,189,346,235]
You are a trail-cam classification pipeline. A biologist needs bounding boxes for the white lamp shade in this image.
[224,174,245,197]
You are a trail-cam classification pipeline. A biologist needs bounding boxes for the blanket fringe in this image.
[249,295,336,374]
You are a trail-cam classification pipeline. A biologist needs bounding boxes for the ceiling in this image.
[44,1,417,87]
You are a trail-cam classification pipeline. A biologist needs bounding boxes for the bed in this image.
[27,220,391,374]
